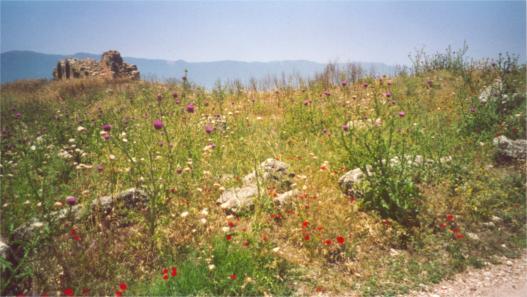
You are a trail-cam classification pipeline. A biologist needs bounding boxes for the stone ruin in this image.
[52,50,140,80]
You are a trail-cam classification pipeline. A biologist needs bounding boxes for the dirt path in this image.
[404,251,527,297]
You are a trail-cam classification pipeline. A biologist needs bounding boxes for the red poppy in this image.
[315,287,324,293]
[171,267,177,277]
[82,288,90,295]
[115,290,123,297]
[336,236,345,245]
[446,214,455,222]
[64,288,74,297]
[163,274,169,280]
[451,227,461,233]
[70,228,76,236]
[303,234,310,241]
[119,283,127,291]
[454,232,464,239]
[230,274,237,280]
[439,223,447,229]
[227,221,235,228]
[302,220,309,228]
[226,234,232,241]
[73,235,81,241]
[42,292,49,297]
[315,226,324,232]
[324,239,333,246]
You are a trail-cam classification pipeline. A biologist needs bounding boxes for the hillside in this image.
[0,52,525,296]
[0,50,397,88]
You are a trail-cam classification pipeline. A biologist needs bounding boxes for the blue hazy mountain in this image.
[1,50,396,88]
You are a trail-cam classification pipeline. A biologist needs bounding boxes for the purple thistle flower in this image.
[384,91,392,98]
[102,132,111,141]
[470,107,477,113]
[66,196,77,206]
[175,98,181,105]
[153,119,164,130]
[172,92,178,98]
[341,80,348,87]
[15,112,21,119]
[323,91,331,97]
[205,125,214,134]
[303,99,311,106]
[186,103,195,113]
[97,164,104,172]
[427,80,433,87]
[342,123,350,132]
[399,111,406,118]
[102,124,112,132]
[362,83,368,89]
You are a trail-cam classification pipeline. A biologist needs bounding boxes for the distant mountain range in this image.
[1,50,397,88]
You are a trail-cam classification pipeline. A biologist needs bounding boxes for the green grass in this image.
[131,236,292,296]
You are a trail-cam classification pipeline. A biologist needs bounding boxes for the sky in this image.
[1,1,525,65]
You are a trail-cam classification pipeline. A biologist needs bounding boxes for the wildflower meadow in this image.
[1,49,525,296]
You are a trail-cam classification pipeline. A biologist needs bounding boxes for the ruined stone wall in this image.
[53,50,140,80]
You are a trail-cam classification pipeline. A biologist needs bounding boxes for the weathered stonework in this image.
[53,50,140,80]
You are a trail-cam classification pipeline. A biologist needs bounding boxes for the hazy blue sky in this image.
[1,1,525,65]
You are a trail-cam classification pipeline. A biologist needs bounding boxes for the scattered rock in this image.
[53,50,140,81]
[217,158,295,211]
[12,188,147,242]
[91,188,148,213]
[479,78,503,103]
[274,189,300,205]
[13,205,82,241]
[218,186,259,210]
[493,135,527,161]
[338,167,366,196]
[466,232,480,241]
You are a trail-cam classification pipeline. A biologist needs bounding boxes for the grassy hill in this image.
[0,52,525,296]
